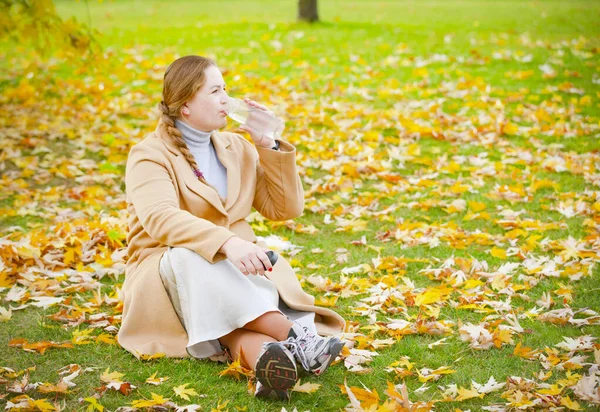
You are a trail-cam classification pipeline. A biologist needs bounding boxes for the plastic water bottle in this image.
[226,97,284,140]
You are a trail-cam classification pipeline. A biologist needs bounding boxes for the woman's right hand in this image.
[219,237,272,276]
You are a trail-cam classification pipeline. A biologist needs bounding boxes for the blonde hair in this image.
[158,55,216,184]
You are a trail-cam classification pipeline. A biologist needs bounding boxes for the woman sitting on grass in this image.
[117,55,346,400]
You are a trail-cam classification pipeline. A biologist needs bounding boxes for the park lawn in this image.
[1,0,599,411]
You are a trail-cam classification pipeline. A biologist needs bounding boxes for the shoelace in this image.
[283,326,324,370]
[282,338,309,370]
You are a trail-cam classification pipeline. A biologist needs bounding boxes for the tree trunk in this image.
[298,0,319,23]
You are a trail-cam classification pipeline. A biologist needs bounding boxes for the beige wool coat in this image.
[118,119,346,358]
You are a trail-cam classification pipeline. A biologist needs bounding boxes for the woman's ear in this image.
[181,104,190,116]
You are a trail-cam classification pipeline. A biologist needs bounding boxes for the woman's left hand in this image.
[238,98,277,148]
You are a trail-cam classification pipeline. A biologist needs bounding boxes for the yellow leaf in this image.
[415,286,452,307]
[0,306,12,322]
[131,393,168,408]
[463,279,484,289]
[456,386,484,401]
[538,384,563,395]
[503,122,519,135]
[292,378,321,393]
[468,201,487,212]
[0,272,14,288]
[315,295,339,307]
[140,352,166,361]
[218,357,253,380]
[72,329,94,345]
[212,399,230,411]
[173,383,199,401]
[492,328,513,348]
[145,371,169,386]
[490,274,508,291]
[531,179,559,192]
[63,246,81,265]
[84,397,104,412]
[560,396,582,410]
[490,247,507,259]
[96,333,117,345]
[450,182,470,194]
[100,368,124,384]
[32,399,55,412]
[340,383,380,409]
[37,380,70,394]
[513,342,539,360]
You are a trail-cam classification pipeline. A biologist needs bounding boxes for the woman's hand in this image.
[219,236,273,276]
[238,98,277,148]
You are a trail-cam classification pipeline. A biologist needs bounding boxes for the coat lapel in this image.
[174,156,228,215]
[211,131,241,210]
[155,121,228,216]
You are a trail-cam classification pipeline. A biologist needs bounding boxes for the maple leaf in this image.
[561,395,582,410]
[417,366,456,383]
[37,379,70,395]
[139,352,166,361]
[95,333,117,345]
[100,368,124,383]
[173,383,199,401]
[427,337,449,349]
[6,373,34,394]
[414,285,452,307]
[468,201,487,212]
[146,371,170,385]
[0,306,12,321]
[472,376,506,394]
[513,342,540,360]
[218,356,253,380]
[84,397,104,412]
[291,378,321,393]
[456,386,485,401]
[572,373,600,404]
[9,338,73,354]
[490,246,507,259]
[458,323,494,350]
[32,398,55,412]
[130,392,169,408]
[556,335,596,352]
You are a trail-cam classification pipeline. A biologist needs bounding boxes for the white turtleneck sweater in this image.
[175,119,228,200]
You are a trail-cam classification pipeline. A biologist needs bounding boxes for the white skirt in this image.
[159,247,316,359]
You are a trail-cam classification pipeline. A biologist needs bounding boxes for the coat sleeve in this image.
[126,143,236,263]
[252,140,305,221]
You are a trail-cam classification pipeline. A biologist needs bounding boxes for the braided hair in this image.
[158,55,217,185]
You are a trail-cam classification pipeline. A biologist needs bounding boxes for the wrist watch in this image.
[271,140,280,151]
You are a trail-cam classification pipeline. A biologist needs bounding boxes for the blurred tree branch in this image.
[0,0,100,56]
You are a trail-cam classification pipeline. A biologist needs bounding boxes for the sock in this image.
[287,321,303,339]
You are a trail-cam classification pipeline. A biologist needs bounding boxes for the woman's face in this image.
[180,65,228,132]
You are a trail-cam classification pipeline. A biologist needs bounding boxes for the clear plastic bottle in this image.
[226,97,284,140]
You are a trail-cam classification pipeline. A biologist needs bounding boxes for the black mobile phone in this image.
[265,250,278,267]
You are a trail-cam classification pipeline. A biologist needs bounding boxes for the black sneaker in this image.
[254,342,298,400]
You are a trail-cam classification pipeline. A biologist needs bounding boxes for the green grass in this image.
[1,0,599,411]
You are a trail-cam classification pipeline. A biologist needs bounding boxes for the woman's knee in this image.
[167,247,205,264]
[219,328,275,349]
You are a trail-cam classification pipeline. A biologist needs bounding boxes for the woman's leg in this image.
[243,311,293,341]
[219,328,277,370]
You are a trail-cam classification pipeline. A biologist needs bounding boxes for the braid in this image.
[158,100,208,184]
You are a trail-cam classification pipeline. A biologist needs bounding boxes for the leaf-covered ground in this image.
[1,0,599,410]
